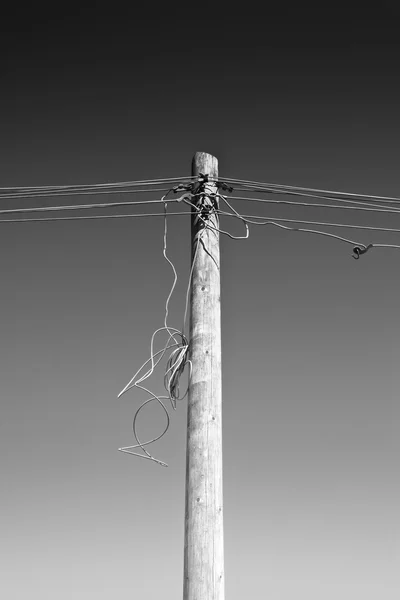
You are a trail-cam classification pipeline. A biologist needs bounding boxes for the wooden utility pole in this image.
[183,152,224,600]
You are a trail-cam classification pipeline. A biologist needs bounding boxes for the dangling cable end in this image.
[352,244,373,259]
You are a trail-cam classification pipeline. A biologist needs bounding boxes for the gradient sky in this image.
[1,7,399,600]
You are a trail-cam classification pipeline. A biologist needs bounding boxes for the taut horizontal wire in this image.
[228,195,400,216]
[4,206,400,234]
[0,187,173,201]
[0,198,179,216]
[0,176,195,192]
[230,184,400,210]
[221,176,400,203]
[0,211,192,223]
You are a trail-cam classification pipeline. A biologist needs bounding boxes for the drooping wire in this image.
[217,208,364,249]
[3,171,399,466]
[209,181,400,258]
[117,192,201,466]
[179,179,400,258]
[4,170,400,464]
[216,208,400,257]
[115,182,400,463]
[221,210,400,235]
[185,182,400,262]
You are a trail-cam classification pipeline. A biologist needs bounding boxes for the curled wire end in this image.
[118,447,168,467]
[352,243,373,259]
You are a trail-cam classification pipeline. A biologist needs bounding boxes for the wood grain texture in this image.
[183,152,224,600]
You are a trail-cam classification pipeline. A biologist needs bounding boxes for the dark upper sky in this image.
[2,6,400,184]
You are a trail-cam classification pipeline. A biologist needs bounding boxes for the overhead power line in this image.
[228,195,400,216]
[229,184,400,210]
[2,170,400,260]
[0,197,181,216]
[221,176,400,203]
[3,199,400,235]
[0,175,195,192]
[0,188,173,201]
[0,211,192,224]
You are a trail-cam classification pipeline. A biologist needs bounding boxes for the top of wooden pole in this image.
[192,152,218,178]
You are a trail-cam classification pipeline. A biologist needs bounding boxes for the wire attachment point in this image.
[197,172,209,184]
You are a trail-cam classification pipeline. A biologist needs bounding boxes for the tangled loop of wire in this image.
[117,178,219,467]
[118,325,191,467]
